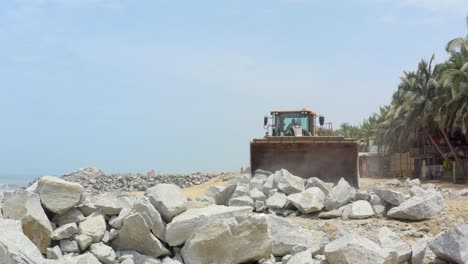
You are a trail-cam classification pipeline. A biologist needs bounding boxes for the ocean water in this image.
[0,173,38,192]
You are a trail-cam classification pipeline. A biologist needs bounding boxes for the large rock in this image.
[2,190,52,253]
[58,252,101,264]
[212,183,237,206]
[36,176,83,214]
[387,191,445,220]
[374,189,405,206]
[429,224,468,264]
[0,219,46,264]
[228,196,254,208]
[324,178,356,211]
[287,187,324,214]
[262,174,276,195]
[165,205,252,246]
[266,192,288,209]
[455,189,468,196]
[324,233,397,264]
[78,211,106,243]
[117,250,162,264]
[266,215,326,256]
[92,192,132,215]
[52,208,85,226]
[46,245,62,260]
[409,186,426,197]
[305,177,332,195]
[377,227,411,263]
[354,191,371,201]
[73,233,93,251]
[108,208,132,229]
[276,169,305,195]
[181,214,272,264]
[233,185,248,197]
[412,238,427,264]
[90,242,116,264]
[60,239,80,253]
[346,200,374,219]
[112,213,170,258]
[287,249,315,264]
[249,188,267,201]
[250,175,267,191]
[133,197,166,241]
[146,184,188,222]
[51,222,78,240]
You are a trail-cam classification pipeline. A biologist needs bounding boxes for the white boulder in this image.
[36,176,83,214]
[165,205,252,246]
[112,213,170,258]
[2,190,52,253]
[287,187,325,213]
[429,224,468,264]
[276,169,305,195]
[146,184,188,222]
[377,227,411,263]
[78,211,106,243]
[374,189,405,206]
[133,196,166,241]
[181,214,272,264]
[0,219,47,264]
[387,191,445,220]
[324,178,356,211]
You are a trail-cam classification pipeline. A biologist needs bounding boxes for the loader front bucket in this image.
[250,136,359,188]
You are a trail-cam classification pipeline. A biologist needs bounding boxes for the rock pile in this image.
[1,176,260,263]
[202,168,446,222]
[0,169,464,264]
[58,167,220,194]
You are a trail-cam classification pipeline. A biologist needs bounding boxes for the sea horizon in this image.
[0,173,39,192]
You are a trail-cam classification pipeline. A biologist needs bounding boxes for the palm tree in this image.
[446,17,468,55]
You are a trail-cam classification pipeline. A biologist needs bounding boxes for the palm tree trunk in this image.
[439,127,466,182]
[425,131,445,158]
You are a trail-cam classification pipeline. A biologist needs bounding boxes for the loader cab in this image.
[271,109,316,136]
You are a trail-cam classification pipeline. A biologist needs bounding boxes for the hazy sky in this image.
[1,0,468,175]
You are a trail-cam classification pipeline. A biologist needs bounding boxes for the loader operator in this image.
[285,119,297,136]
[285,118,311,136]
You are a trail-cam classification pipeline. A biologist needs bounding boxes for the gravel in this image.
[59,167,222,194]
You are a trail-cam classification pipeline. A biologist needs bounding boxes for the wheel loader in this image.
[250,109,360,188]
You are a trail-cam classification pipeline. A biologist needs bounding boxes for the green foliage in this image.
[348,18,468,153]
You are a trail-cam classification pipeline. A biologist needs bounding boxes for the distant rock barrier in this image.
[60,167,221,194]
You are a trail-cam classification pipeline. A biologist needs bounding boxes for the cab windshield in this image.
[273,112,310,136]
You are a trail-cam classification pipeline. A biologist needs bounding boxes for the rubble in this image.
[60,167,220,194]
[1,167,461,264]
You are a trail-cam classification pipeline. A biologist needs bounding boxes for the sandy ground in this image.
[129,173,236,198]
